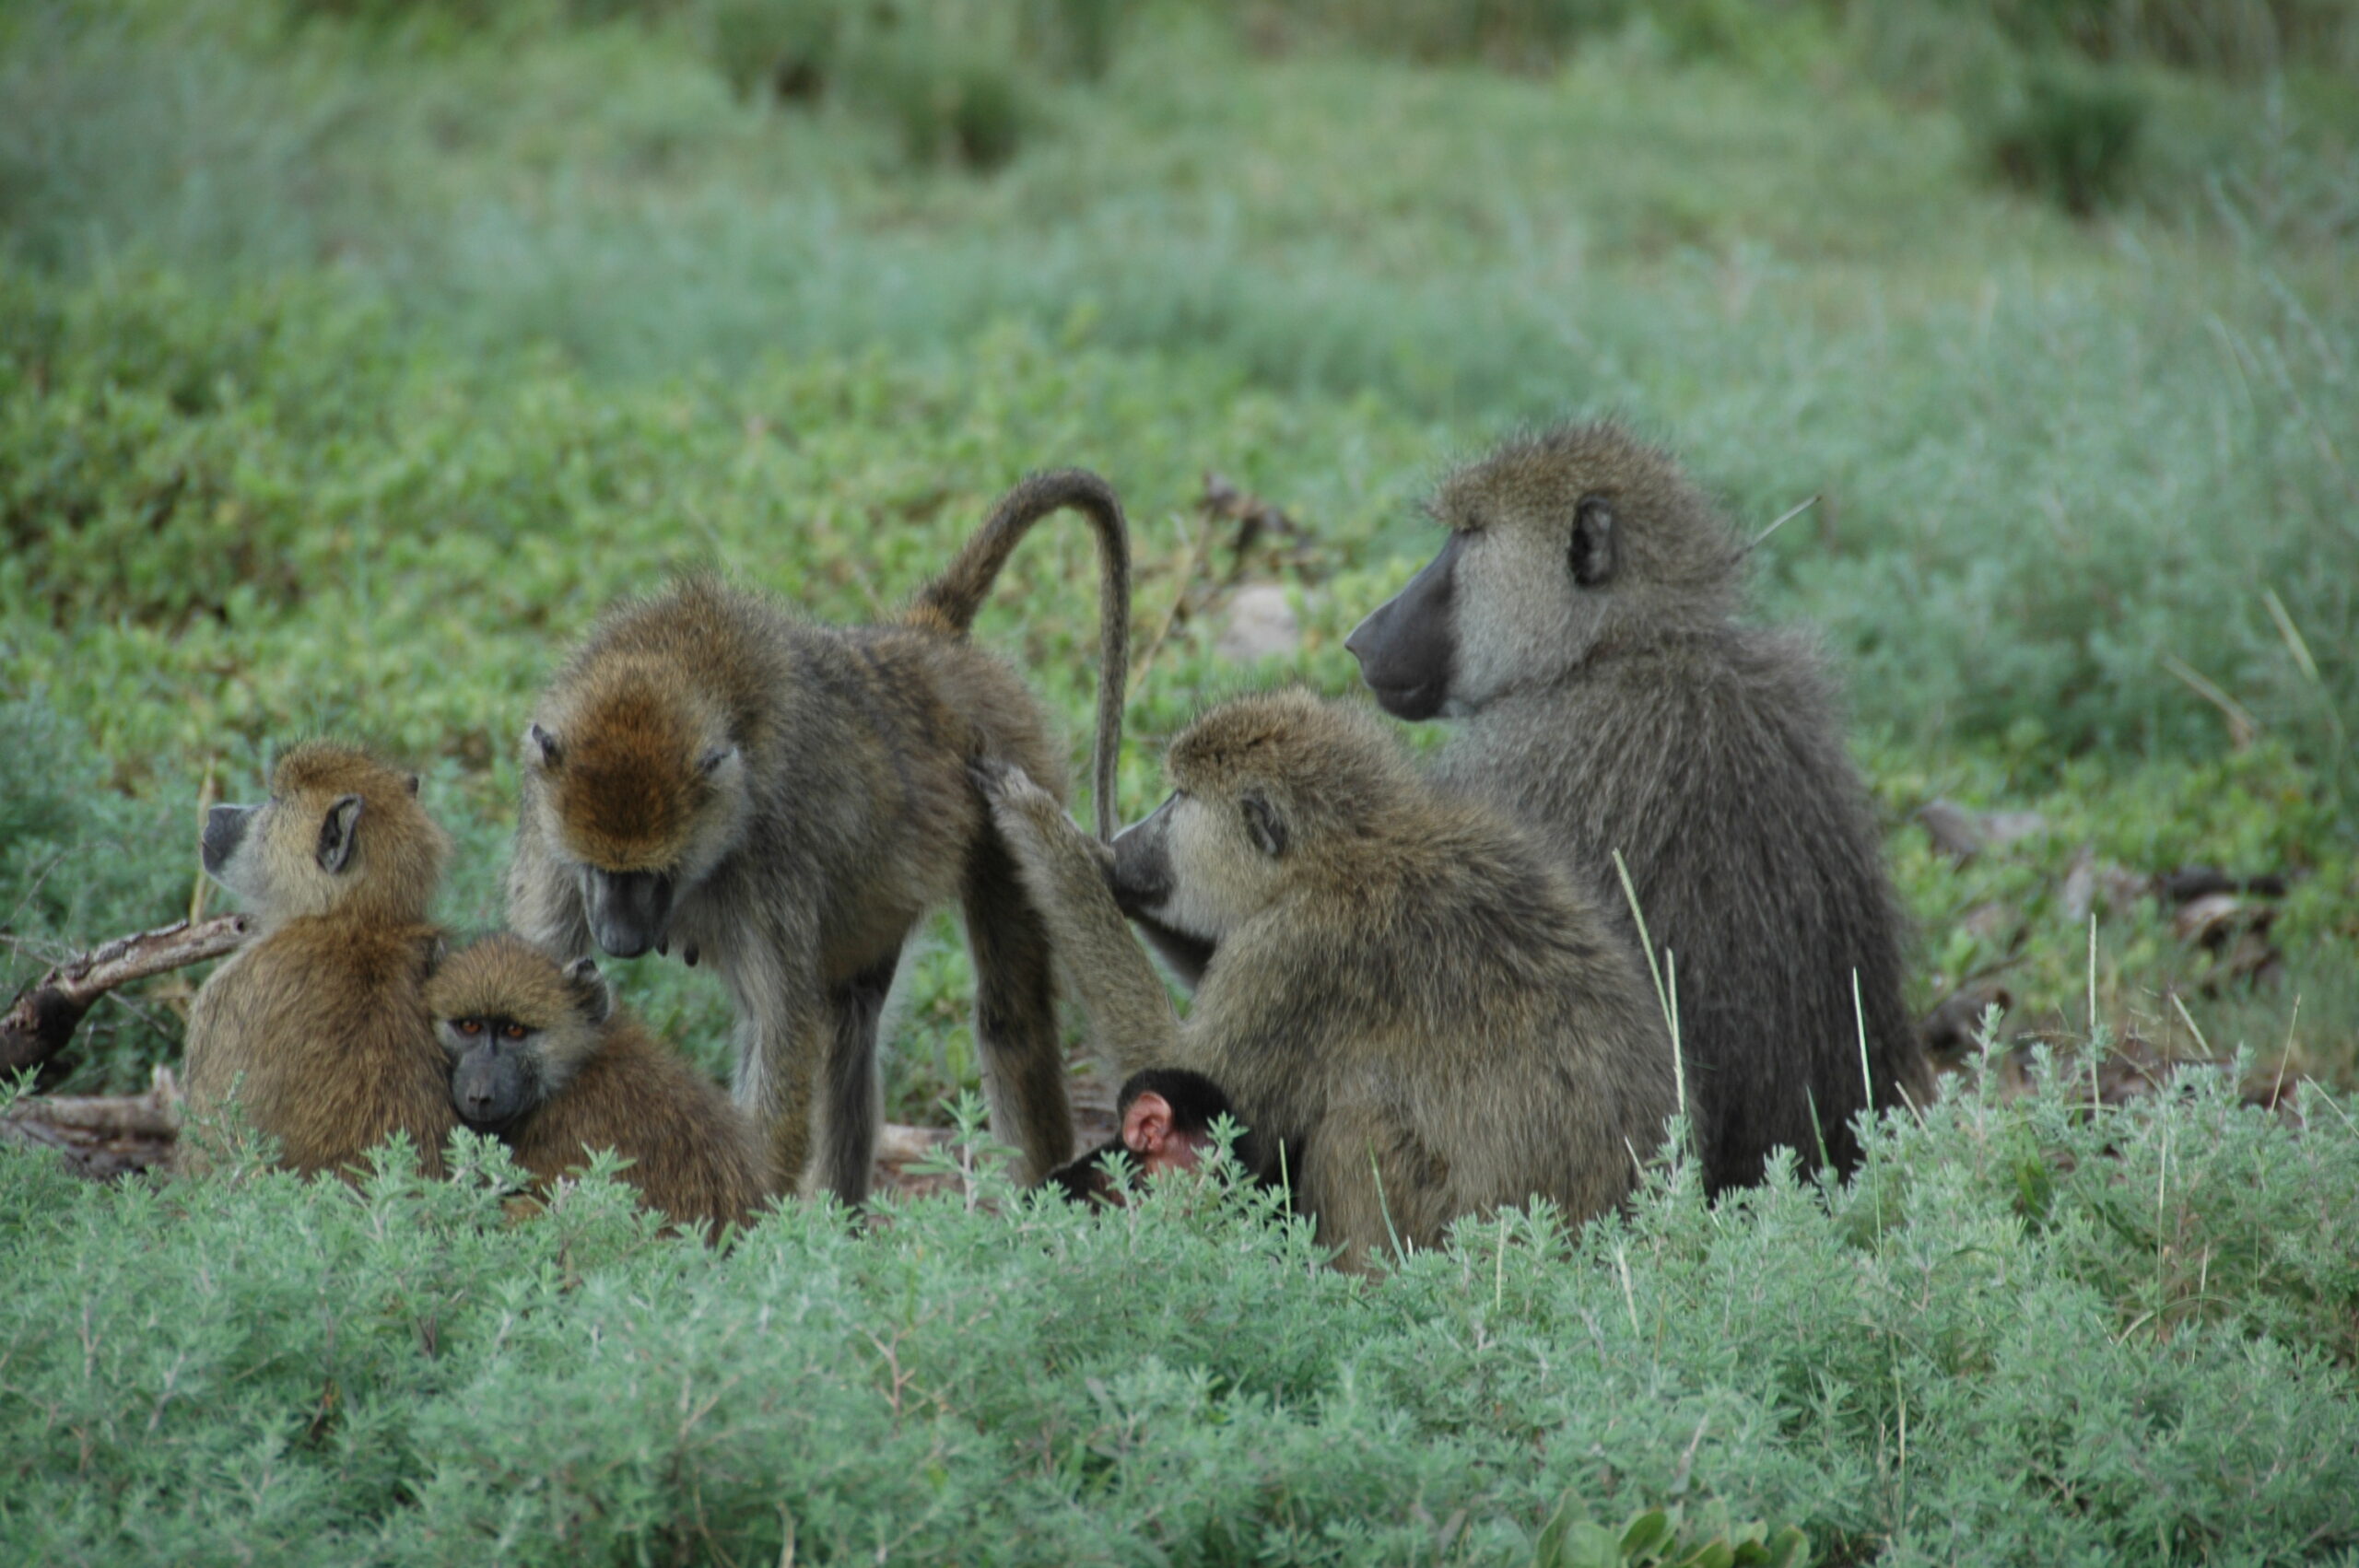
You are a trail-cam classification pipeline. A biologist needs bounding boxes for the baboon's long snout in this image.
[200,804,259,876]
[586,868,675,960]
[1108,805,1176,918]
[1346,532,1460,722]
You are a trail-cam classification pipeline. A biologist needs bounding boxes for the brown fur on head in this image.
[1168,688,1412,842]
[1349,421,1746,720]
[200,742,450,932]
[1109,691,1421,949]
[427,934,612,1128]
[527,655,747,876]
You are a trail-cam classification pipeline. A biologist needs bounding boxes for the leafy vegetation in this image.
[3,0,2356,1556]
[5,1066,2356,1566]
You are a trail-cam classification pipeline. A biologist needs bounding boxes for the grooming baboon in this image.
[508,470,1130,1203]
[1345,422,1931,1191]
[427,934,766,1235]
[183,743,455,1181]
[980,690,1676,1271]
[1045,1067,1259,1207]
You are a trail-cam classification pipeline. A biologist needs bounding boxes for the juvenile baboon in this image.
[508,470,1130,1203]
[1345,422,1931,1191]
[980,690,1676,1271]
[427,934,766,1235]
[183,743,455,1181]
[1045,1067,1259,1207]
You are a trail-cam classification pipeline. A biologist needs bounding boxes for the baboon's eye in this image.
[458,1019,483,1036]
[502,1023,528,1041]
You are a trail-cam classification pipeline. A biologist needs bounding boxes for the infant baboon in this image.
[1045,1067,1260,1207]
[183,743,454,1181]
[1345,422,1931,1191]
[508,471,1130,1203]
[427,934,766,1236]
[980,690,1676,1271]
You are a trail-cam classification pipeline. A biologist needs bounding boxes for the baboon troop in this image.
[506,470,1131,1202]
[161,431,1927,1271]
[1347,421,1931,1190]
[980,690,1677,1270]
[183,743,456,1181]
[427,934,766,1235]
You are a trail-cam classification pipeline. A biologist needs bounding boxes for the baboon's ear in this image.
[564,956,615,1024]
[527,722,562,770]
[1239,790,1287,859]
[405,773,422,797]
[1571,495,1615,588]
[317,795,364,874]
[697,743,737,777]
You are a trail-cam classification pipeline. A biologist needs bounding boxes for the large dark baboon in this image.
[1346,423,1930,1190]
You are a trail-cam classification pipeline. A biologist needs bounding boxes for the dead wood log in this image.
[1,915,250,1076]
[1,1067,185,1180]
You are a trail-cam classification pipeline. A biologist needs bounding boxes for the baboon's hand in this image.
[972,758,1066,856]
[971,758,1104,913]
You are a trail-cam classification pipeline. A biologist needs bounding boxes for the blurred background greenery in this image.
[2,0,2353,1117]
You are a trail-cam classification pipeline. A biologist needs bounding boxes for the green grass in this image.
[4,3,2359,1556]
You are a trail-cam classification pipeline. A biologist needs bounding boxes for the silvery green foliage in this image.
[4,1056,2354,1565]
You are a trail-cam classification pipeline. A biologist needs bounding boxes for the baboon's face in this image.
[522,695,748,961]
[1109,780,1288,948]
[1346,488,1616,720]
[200,747,428,922]
[432,947,610,1129]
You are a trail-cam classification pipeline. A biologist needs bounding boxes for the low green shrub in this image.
[3,1064,2354,1563]
[1971,0,2359,77]
[0,696,196,1088]
[1974,54,2149,214]
[694,0,1121,167]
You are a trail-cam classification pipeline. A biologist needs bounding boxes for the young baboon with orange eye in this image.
[506,471,1130,1204]
[980,690,1676,1271]
[1345,422,1931,1192]
[183,743,456,1181]
[427,933,767,1235]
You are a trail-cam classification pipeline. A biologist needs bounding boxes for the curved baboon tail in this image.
[910,468,1132,841]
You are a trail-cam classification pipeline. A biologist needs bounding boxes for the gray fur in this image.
[1349,423,1931,1190]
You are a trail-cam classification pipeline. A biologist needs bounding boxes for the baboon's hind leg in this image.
[962,832,1075,1184]
[812,951,898,1206]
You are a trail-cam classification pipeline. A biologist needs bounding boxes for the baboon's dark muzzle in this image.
[452,1045,530,1130]
[1109,800,1219,987]
[1345,532,1460,723]
[200,804,258,876]
[1108,804,1175,919]
[586,869,675,960]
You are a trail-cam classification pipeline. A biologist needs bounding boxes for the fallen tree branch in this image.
[2,914,250,1076]
[1,1067,185,1180]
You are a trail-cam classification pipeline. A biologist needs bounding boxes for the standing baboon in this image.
[183,743,455,1181]
[980,690,1676,1271]
[427,934,767,1235]
[1345,422,1931,1191]
[508,470,1130,1202]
